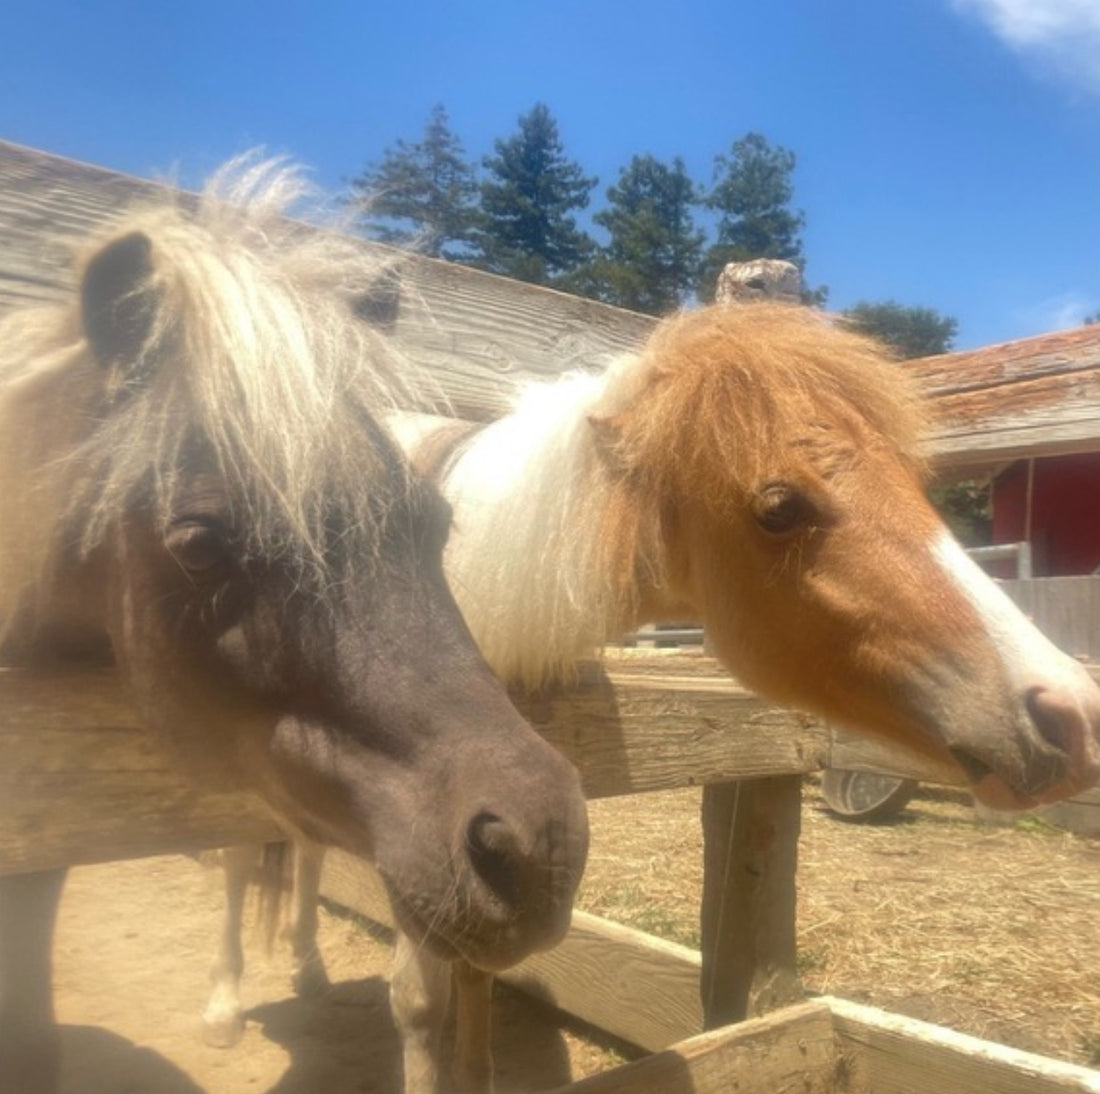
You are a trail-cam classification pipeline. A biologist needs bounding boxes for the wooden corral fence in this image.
[2,141,1100,1093]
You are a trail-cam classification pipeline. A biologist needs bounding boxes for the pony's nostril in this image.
[1025,687,1081,757]
[466,812,522,906]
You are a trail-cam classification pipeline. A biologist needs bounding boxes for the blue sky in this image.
[3,0,1099,349]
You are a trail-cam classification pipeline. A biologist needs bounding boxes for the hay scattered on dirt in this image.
[580,781,1100,1068]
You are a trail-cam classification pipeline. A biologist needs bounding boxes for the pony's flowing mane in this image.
[439,371,631,689]
[440,303,929,690]
[0,155,427,626]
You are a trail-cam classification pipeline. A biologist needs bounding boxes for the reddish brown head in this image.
[595,304,1100,809]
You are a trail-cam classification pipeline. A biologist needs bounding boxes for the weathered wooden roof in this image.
[2,139,1097,471]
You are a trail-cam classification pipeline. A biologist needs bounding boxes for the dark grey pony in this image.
[0,159,588,1093]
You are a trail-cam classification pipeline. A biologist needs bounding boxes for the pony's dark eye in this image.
[753,483,817,536]
[165,521,230,574]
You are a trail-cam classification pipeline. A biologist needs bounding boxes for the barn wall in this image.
[992,453,1100,576]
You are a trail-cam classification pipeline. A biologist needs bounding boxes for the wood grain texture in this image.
[320,847,705,1052]
[699,777,804,1029]
[0,139,653,421]
[826,995,1100,1094]
[2,140,1098,459]
[505,911,703,1052]
[543,1002,838,1094]
[0,669,279,873]
[12,653,1086,874]
[1000,576,1100,663]
[0,660,829,874]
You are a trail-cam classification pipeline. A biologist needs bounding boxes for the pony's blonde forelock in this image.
[0,154,429,624]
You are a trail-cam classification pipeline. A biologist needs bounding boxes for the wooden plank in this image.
[825,995,1100,1094]
[1037,786,1100,837]
[0,662,834,874]
[3,140,1099,460]
[6,656,1093,873]
[927,372,1100,471]
[542,1001,838,1094]
[906,325,1100,398]
[505,911,702,1052]
[320,847,705,1052]
[514,664,830,799]
[0,139,653,421]
[908,326,1100,470]
[1000,577,1100,663]
[0,669,280,873]
[699,777,804,1028]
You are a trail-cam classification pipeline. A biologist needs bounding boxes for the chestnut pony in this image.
[0,159,588,1094]
[235,302,1100,1093]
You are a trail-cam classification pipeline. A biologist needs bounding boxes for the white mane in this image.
[438,356,659,689]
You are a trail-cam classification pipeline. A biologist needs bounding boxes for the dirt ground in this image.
[49,782,1100,1093]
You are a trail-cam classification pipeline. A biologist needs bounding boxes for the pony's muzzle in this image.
[954,680,1100,807]
[1025,684,1100,789]
[458,794,588,967]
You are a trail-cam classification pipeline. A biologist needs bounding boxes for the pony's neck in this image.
[434,366,662,690]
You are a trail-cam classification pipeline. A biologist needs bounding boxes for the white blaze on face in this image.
[932,529,1092,696]
[932,527,1100,805]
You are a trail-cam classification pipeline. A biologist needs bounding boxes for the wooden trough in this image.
[2,141,1100,1093]
[545,997,1100,1094]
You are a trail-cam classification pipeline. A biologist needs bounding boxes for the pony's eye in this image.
[753,483,817,536]
[165,521,230,574]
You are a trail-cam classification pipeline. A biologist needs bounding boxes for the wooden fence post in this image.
[699,775,804,1028]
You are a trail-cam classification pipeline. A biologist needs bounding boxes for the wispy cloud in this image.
[952,0,1100,94]
[1018,290,1098,335]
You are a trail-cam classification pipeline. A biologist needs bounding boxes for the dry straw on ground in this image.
[580,781,1100,1069]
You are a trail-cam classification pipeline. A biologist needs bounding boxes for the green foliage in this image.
[349,105,478,261]
[474,103,597,286]
[844,300,958,359]
[577,155,704,315]
[929,480,991,547]
[699,133,807,300]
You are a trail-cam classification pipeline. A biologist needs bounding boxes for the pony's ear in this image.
[81,231,157,369]
[587,412,632,474]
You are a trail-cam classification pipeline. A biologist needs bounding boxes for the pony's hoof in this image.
[201,1011,245,1048]
[291,955,330,998]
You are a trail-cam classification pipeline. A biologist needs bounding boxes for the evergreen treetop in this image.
[475,103,597,285]
[349,104,478,260]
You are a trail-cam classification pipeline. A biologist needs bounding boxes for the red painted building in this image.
[992,453,1100,576]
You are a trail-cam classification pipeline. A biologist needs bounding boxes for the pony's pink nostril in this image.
[1024,687,1084,758]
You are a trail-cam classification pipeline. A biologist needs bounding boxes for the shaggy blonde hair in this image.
[0,155,427,626]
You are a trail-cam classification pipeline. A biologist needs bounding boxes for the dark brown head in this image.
[5,173,587,969]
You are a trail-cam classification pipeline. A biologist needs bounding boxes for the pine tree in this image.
[474,104,597,286]
[699,133,808,301]
[349,105,478,260]
[580,155,703,315]
[843,300,958,359]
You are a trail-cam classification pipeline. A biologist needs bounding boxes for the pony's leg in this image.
[391,930,451,1094]
[451,960,494,1094]
[0,867,67,1094]
[287,838,329,997]
[201,843,256,1048]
